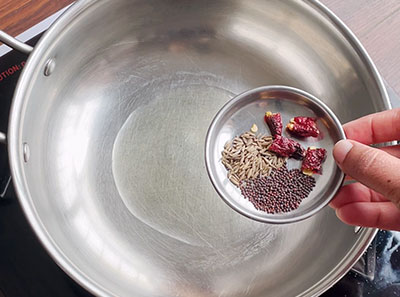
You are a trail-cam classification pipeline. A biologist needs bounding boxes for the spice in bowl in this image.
[221,130,286,186]
[221,111,326,214]
[240,165,316,214]
[264,111,283,136]
[301,147,327,176]
[268,135,305,160]
[286,116,320,138]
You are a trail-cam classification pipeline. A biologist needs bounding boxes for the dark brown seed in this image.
[240,164,316,214]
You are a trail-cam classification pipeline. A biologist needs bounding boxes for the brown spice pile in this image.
[221,131,286,186]
[240,165,316,214]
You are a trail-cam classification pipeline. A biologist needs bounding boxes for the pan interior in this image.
[16,0,382,296]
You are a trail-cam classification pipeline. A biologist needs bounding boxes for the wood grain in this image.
[0,0,74,36]
[1,0,400,95]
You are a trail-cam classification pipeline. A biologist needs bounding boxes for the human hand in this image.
[330,108,400,231]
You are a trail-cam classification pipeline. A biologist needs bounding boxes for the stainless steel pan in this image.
[0,0,390,296]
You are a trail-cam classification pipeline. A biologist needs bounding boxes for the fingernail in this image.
[335,208,343,220]
[333,140,353,164]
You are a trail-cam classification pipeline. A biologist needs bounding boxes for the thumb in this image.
[333,139,400,207]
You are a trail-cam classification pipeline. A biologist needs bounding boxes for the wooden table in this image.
[1,0,399,95]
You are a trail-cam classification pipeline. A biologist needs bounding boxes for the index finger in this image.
[344,108,400,144]
[336,202,400,231]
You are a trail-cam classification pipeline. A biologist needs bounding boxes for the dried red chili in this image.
[301,147,327,175]
[265,111,283,137]
[287,117,320,138]
[268,135,305,159]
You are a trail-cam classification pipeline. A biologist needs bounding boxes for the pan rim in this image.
[8,0,387,296]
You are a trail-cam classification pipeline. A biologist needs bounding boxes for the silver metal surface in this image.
[23,143,30,163]
[0,177,11,198]
[0,31,33,54]
[355,226,362,233]
[6,0,391,296]
[43,59,56,76]
[206,86,345,224]
[0,132,6,144]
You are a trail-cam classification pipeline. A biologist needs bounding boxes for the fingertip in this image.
[335,208,347,223]
[334,202,400,231]
[333,139,353,164]
[335,204,364,227]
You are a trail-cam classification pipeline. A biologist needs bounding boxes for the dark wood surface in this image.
[0,0,399,93]
[0,0,74,36]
